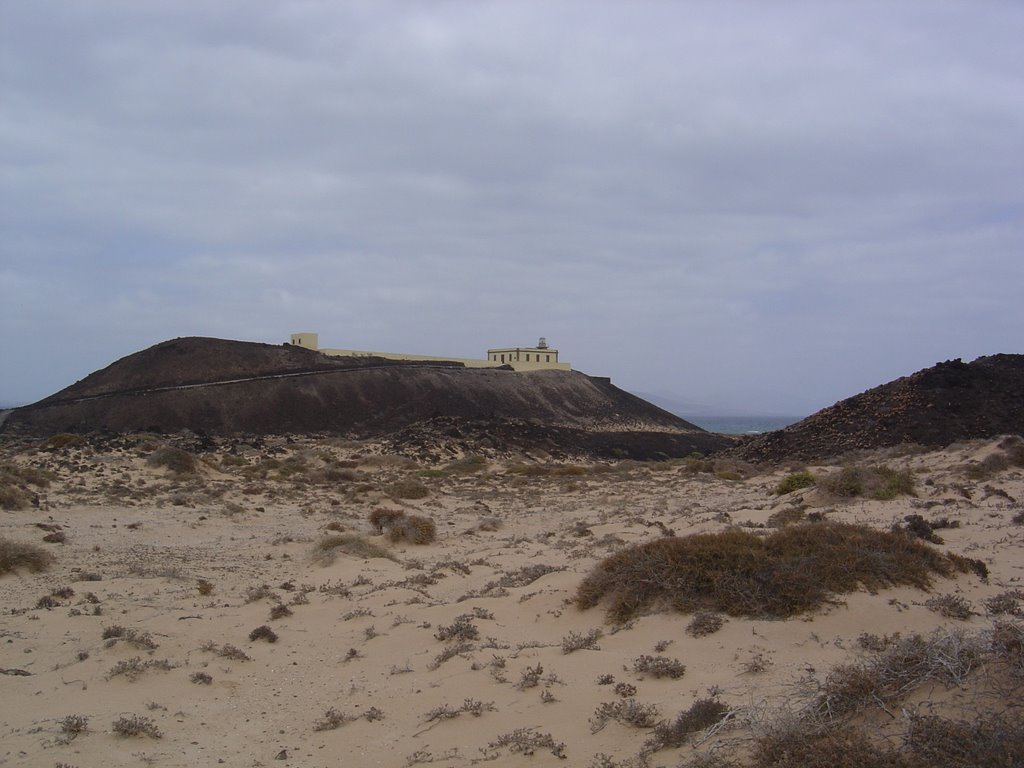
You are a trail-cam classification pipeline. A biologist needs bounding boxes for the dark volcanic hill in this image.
[4,337,731,459]
[731,354,1024,463]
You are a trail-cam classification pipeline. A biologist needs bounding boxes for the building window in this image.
[546,354,551,362]
[526,354,530,362]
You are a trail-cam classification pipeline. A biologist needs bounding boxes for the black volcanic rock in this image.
[4,337,732,458]
[731,355,1024,463]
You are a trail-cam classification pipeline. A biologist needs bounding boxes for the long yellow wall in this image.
[317,347,571,372]
[289,333,571,372]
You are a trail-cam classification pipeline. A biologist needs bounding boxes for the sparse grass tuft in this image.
[577,522,975,622]
[1,540,53,576]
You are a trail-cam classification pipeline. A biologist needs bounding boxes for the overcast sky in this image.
[2,1,1022,416]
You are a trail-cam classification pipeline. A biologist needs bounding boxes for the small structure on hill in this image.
[288,333,570,372]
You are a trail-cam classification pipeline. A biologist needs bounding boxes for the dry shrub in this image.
[646,697,729,751]
[387,479,429,499]
[311,534,394,564]
[963,440,1024,479]
[766,506,808,528]
[368,508,406,533]
[313,708,357,731]
[752,720,906,768]
[562,628,603,654]
[898,514,945,544]
[577,522,973,622]
[445,454,488,474]
[248,625,278,643]
[924,593,974,620]
[386,515,437,545]
[107,657,174,681]
[269,603,293,620]
[146,446,197,476]
[111,714,162,739]
[590,699,660,732]
[0,462,53,510]
[905,711,1024,767]
[58,714,89,737]
[990,620,1024,672]
[633,654,686,679]
[434,615,479,642]
[102,626,159,649]
[815,630,983,719]
[0,536,54,574]
[485,728,566,759]
[41,432,85,450]
[687,611,725,637]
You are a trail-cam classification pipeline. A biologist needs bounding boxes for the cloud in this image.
[1,1,1022,414]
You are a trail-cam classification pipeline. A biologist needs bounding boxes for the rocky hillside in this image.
[4,337,731,459]
[731,355,1024,463]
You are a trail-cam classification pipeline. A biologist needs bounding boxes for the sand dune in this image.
[1,434,1022,767]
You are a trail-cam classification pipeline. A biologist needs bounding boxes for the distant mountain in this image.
[4,337,733,460]
[730,355,1024,463]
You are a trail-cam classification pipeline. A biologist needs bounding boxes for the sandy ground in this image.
[1,434,1022,768]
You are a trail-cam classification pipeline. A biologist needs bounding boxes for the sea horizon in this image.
[687,414,802,435]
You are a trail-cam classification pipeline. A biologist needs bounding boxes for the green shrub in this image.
[576,522,974,622]
[820,465,914,500]
[775,471,815,495]
[873,466,916,500]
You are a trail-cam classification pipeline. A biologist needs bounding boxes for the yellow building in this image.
[288,333,570,372]
[486,338,566,370]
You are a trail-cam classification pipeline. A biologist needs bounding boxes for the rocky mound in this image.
[4,337,730,458]
[732,355,1024,463]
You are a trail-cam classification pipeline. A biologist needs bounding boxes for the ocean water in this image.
[688,415,801,435]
